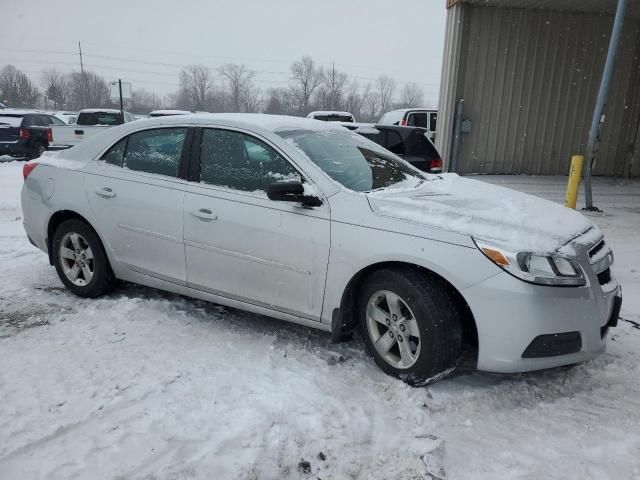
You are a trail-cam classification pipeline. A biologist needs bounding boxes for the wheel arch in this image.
[46,210,100,265]
[332,261,479,363]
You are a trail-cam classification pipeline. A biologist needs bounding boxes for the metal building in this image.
[437,0,640,177]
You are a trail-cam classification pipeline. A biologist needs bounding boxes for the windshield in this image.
[277,128,425,192]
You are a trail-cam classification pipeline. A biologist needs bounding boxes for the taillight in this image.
[47,128,53,143]
[430,158,443,172]
[19,128,30,140]
[23,162,38,180]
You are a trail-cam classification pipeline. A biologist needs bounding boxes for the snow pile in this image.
[0,162,639,479]
[368,173,595,252]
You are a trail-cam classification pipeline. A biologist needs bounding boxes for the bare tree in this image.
[179,64,213,111]
[0,65,40,108]
[66,71,109,109]
[363,83,380,123]
[289,56,323,114]
[130,89,162,114]
[218,63,256,112]
[398,82,424,108]
[322,64,348,111]
[344,79,366,121]
[376,75,396,114]
[41,67,68,109]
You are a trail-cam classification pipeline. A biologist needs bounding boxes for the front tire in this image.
[358,268,462,386]
[52,219,116,297]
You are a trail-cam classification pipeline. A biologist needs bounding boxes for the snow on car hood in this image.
[367,174,596,253]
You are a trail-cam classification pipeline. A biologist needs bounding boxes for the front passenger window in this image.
[200,129,300,192]
[123,128,187,177]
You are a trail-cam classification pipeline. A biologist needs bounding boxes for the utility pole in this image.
[583,0,627,211]
[118,79,124,120]
[331,62,335,110]
[78,41,87,108]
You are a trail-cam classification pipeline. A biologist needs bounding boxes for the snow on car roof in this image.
[0,109,44,116]
[149,110,192,116]
[307,111,354,117]
[384,108,437,114]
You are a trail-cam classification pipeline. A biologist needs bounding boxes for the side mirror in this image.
[266,181,322,207]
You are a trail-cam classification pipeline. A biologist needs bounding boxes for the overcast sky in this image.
[1,0,446,102]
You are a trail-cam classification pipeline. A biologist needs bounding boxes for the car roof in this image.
[79,108,125,114]
[0,109,48,116]
[384,108,437,115]
[128,113,349,134]
[307,110,354,117]
[56,113,349,163]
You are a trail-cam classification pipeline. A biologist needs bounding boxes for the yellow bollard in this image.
[565,155,585,209]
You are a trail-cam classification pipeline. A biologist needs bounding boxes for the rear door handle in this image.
[95,187,116,198]
[192,208,217,221]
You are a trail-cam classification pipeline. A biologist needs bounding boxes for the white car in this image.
[20,114,621,385]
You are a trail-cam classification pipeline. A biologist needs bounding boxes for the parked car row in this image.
[342,123,442,173]
[49,109,136,150]
[0,110,66,159]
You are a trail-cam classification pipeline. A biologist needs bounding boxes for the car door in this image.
[83,127,191,285]
[183,127,331,321]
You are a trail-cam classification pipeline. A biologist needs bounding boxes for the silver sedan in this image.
[20,114,622,385]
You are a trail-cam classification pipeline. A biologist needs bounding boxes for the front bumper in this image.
[463,270,621,373]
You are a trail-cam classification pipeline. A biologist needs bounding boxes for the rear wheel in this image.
[52,219,116,297]
[359,268,462,386]
[29,142,46,159]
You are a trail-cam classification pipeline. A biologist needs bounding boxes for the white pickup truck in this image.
[49,109,136,149]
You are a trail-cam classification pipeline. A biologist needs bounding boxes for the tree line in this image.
[0,56,430,122]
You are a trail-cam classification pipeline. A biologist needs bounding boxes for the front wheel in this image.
[359,268,462,386]
[52,219,116,297]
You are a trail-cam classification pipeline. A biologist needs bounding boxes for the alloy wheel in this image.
[59,232,95,286]
[366,290,421,369]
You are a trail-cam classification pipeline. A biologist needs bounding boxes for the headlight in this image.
[473,239,586,287]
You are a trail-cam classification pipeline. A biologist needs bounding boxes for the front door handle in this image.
[192,208,217,221]
[95,187,116,198]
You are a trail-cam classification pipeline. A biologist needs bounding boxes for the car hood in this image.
[366,174,597,253]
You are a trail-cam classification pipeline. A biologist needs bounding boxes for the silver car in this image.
[20,114,622,385]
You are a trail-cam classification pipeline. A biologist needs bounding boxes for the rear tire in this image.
[358,268,462,386]
[52,219,116,298]
[29,142,46,160]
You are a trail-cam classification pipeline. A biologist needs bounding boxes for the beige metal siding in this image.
[452,5,640,175]
[436,3,466,161]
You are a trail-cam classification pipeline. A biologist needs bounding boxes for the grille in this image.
[587,237,613,286]
[597,268,611,285]
[589,239,605,259]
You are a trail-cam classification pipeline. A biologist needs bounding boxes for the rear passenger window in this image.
[100,138,127,167]
[200,129,300,192]
[123,128,187,177]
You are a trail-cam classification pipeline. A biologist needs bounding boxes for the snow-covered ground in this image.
[1,158,639,480]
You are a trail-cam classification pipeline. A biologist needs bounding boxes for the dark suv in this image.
[0,111,65,159]
[347,124,442,173]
